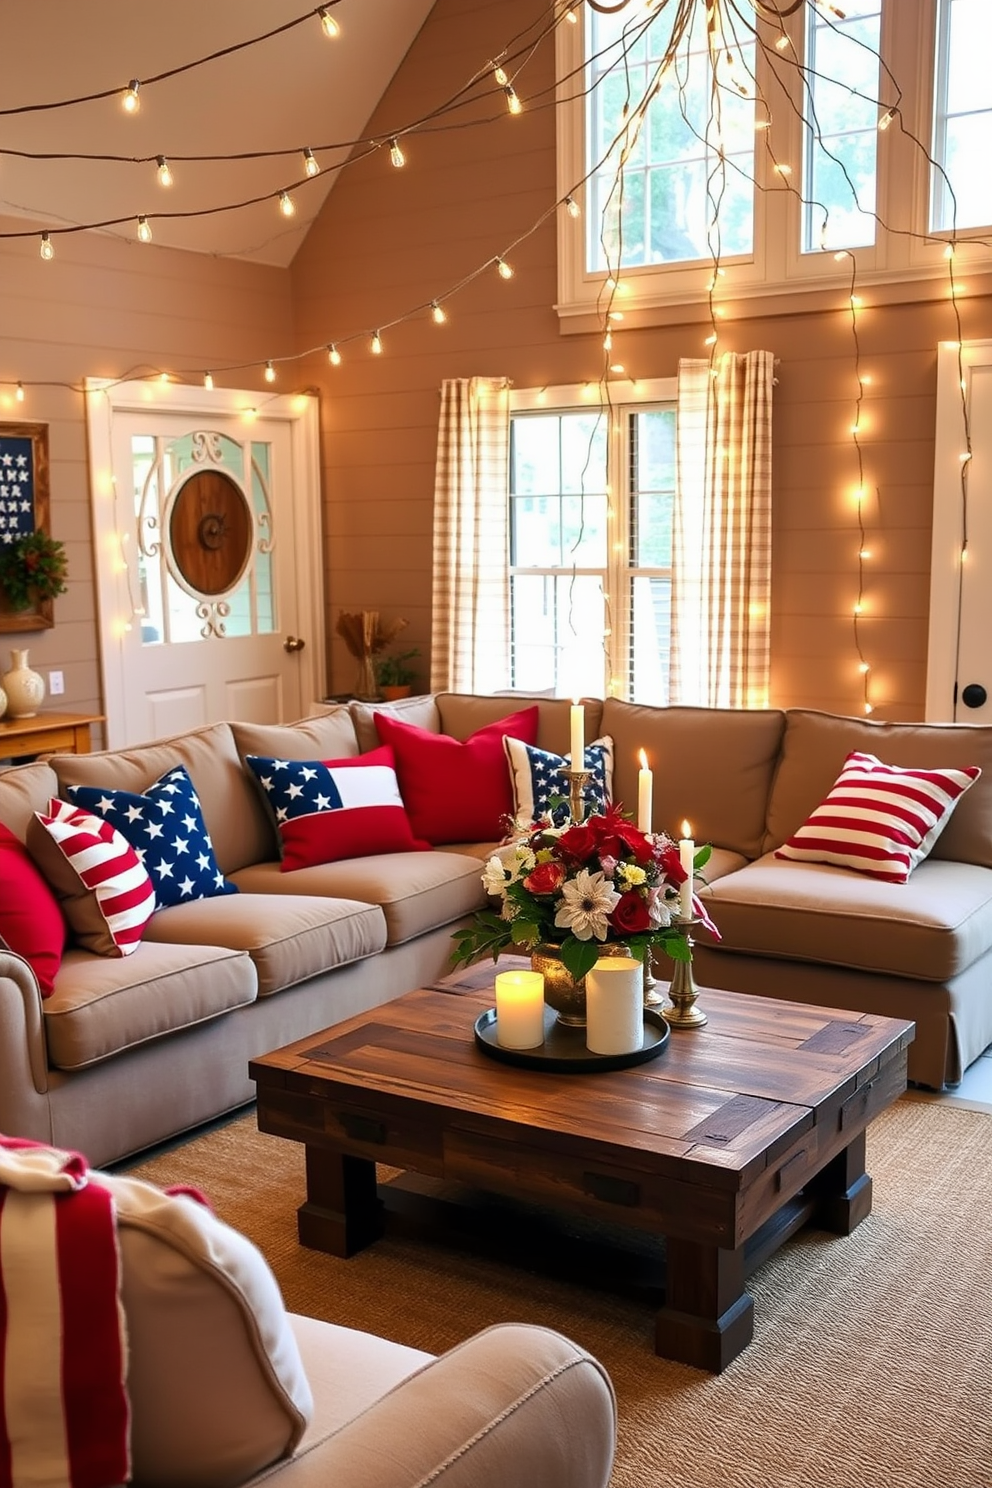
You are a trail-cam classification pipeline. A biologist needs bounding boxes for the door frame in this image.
[926,339,990,722]
[85,378,325,748]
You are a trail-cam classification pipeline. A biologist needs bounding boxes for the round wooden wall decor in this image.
[168,469,252,597]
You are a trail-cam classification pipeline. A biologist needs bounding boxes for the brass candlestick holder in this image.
[559,766,592,824]
[663,918,708,1028]
[643,948,665,1009]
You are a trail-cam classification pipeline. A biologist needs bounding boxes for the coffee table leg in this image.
[655,1238,754,1372]
[809,1129,873,1235]
[297,1146,384,1257]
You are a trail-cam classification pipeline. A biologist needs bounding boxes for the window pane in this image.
[629,576,672,703]
[510,574,606,696]
[510,416,561,496]
[587,2,755,271]
[803,2,880,252]
[511,496,562,569]
[932,0,992,230]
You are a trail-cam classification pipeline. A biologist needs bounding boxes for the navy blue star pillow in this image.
[66,765,238,908]
[503,735,614,826]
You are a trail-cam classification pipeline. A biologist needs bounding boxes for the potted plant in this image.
[375,647,420,700]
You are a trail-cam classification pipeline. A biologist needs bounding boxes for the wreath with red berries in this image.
[0,530,69,611]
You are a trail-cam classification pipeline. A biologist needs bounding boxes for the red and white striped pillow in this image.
[774,751,981,883]
[27,798,157,956]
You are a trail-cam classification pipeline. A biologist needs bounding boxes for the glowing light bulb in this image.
[493,61,508,87]
[774,162,792,176]
[565,4,578,21]
[318,7,340,38]
[864,702,874,715]
[122,79,141,113]
[264,361,276,383]
[775,33,790,49]
[204,372,214,390]
[704,332,718,345]
[859,662,870,674]
[156,156,173,187]
[136,215,152,243]
[565,196,580,218]
[609,363,625,375]
[859,548,872,559]
[431,302,446,324]
[496,257,514,280]
[279,190,296,217]
[370,331,382,355]
[603,331,612,350]
[327,344,342,366]
[878,108,895,131]
[850,295,863,307]
[853,602,864,614]
[388,138,405,169]
[754,118,771,131]
[943,243,956,260]
[40,232,54,260]
[303,147,320,178]
[15,382,24,402]
[504,85,522,115]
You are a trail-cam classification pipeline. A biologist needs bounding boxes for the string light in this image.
[878,108,895,131]
[204,372,214,390]
[504,85,523,115]
[122,79,141,113]
[136,215,152,242]
[279,190,296,217]
[388,138,406,169]
[431,302,447,324]
[156,155,173,187]
[496,257,514,279]
[318,6,340,38]
[327,344,342,365]
[493,61,508,87]
[15,382,24,402]
[39,232,54,260]
[565,195,581,218]
[370,331,382,355]
[302,147,320,177]
[264,360,276,382]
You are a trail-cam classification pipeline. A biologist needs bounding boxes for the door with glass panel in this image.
[97,401,315,746]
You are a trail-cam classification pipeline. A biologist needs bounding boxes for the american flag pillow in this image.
[774,751,981,883]
[29,798,156,955]
[245,745,429,870]
[503,735,615,826]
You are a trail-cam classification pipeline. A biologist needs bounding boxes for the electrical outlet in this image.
[48,670,65,696]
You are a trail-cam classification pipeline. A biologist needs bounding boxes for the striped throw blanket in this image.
[0,1136,129,1488]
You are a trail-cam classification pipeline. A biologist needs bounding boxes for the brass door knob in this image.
[284,635,306,653]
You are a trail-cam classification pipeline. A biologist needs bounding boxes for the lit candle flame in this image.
[681,819,692,838]
[639,749,649,770]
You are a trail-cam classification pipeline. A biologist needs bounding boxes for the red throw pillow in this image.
[0,821,66,996]
[244,745,430,870]
[374,706,540,844]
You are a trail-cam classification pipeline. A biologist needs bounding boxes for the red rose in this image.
[556,823,599,863]
[609,890,653,935]
[523,860,566,896]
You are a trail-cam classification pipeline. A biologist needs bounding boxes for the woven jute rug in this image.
[125,1096,992,1488]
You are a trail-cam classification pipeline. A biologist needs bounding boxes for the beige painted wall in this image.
[0,218,291,742]
[291,0,992,720]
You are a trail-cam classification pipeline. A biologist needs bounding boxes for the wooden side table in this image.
[0,712,102,760]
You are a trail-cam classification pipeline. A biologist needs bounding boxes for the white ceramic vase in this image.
[2,649,46,718]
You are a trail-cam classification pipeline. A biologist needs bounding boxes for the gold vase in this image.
[531,941,631,1027]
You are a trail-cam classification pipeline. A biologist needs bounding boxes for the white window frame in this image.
[555,0,990,329]
[509,378,676,699]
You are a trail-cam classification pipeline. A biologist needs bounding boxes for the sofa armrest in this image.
[0,949,53,1141]
[268,1322,616,1488]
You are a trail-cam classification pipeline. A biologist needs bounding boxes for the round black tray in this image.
[474,1005,670,1072]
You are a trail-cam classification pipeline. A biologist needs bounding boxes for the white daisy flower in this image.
[554,868,621,942]
[482,856,509,896]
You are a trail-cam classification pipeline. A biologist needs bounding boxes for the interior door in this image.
[927,341,992,723]
[87,382,324,747]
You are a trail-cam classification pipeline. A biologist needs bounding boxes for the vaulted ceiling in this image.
[0,0,434,265]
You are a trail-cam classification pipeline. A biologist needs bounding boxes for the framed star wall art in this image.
[0,421,52,632]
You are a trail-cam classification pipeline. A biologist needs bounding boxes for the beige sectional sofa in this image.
[2,693,991,1171]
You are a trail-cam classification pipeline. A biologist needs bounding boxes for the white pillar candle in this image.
[570,700,585,769]
[637,749,653,833]
[586,956,644,1055]
[495,970,545,1049]
[679,819,695,920]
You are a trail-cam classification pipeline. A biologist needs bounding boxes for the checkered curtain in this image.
[671,351,774,708]
[430,376,511,693]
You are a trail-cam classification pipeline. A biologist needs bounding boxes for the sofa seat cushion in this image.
[229,852,487,947]
[698,854,992,982]
[144,893,386,996]
[289,1315,433,1446]
[44,943,257,1071]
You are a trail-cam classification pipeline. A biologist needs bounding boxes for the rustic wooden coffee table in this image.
[250,965,913,1371]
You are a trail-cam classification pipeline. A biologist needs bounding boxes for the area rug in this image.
[125,1097,992,1488]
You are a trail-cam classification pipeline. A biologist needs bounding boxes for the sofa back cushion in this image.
[350,694,442,752]
[436,694,605,757]
[50,722,270,877]
[765,710,992,867]
[0,760,60,839]
[231,707,360,766]
[602,700,786,859]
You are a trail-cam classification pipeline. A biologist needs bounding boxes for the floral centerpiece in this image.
[451,802,717,986]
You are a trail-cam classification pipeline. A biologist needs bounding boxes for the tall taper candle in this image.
[637,749,653,833]
[679,820,695,920]
[570,700,585,769]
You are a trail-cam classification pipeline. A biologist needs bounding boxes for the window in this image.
[509,381,676,701]
[555,0,992,323]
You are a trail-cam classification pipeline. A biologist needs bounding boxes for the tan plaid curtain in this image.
[671,351,774,708]
[430,377,511,693]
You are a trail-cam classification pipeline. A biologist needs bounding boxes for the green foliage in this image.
[0,531,69,611]
[375,648,419,688]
